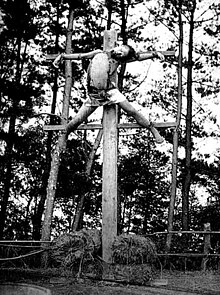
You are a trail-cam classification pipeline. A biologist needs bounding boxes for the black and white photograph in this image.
[0,1,220,294]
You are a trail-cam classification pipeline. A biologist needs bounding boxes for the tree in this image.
[145,0,220,239]
[166,0,183,252]
[118,132,170,234]
[71,130,103,231]
[41,0,106,248]
[40,6,74,258]
[0,0,46,238]
[32,0,62,241]
[181,0,196,232]
[3,125,47,239]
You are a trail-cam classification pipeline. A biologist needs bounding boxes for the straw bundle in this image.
[50,229,101,270]
[112,234,157,265]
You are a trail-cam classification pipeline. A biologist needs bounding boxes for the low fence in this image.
[0,240,50,265]
[0,225,219,271]
[149,224,220,270]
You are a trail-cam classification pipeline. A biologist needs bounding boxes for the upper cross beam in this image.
[46,50,175,62]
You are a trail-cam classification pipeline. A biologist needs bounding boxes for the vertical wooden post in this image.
[102,30,118,265]
[202,222,211,270]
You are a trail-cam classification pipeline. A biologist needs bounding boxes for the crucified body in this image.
[53,45,165,143]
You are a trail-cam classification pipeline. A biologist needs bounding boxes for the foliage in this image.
[0,0,104,239]
[50,137,102,233]
[118,133,170,234]
[0,124,49,239]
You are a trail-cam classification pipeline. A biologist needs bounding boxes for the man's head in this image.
[111,45,138,62]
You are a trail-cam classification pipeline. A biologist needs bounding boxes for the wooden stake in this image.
[202,223,211,270]
[102,30,118,266]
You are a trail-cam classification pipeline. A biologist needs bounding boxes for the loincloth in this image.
[85,88,126,107]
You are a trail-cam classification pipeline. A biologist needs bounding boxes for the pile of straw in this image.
[50,229,101,271]
[112,234,157,265]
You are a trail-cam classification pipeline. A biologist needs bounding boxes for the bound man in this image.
[53,45,165,143]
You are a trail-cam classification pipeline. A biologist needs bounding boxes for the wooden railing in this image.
[149,224,220,270]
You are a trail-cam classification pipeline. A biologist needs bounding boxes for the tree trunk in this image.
[121,194,127,232]
[201,223,211,270]
[166,2,183,252]
[117,0,128,235]
[72,129,103,231]
[32,1,60,240]
[0,122,15,238]
[40,7,74,266]
[143,139,151,234]
[106,0,112,30]
[0,34,22,238]
[127,196,132,234]
[182,1,196,232]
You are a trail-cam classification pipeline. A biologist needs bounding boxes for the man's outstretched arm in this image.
[53,49,102,68]
[128,50,175,63]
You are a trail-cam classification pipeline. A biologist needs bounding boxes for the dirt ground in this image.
[47,271,220,295]
[1,268,220,295]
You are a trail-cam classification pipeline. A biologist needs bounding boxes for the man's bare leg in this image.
[66,104,97,136]
[118,100,164,143]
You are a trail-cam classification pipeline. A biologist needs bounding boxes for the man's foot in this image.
[155,136,164,144]
[149,123,164,144]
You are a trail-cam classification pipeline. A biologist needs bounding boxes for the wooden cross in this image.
[45,30,176,267]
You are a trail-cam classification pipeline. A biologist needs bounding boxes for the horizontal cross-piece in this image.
[43,121,177,131]
[46,51,175,61]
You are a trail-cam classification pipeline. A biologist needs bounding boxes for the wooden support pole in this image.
[102,30,118,266]
[202,223,211,270]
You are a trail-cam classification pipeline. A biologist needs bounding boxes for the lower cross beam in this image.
[43,121,177,132]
